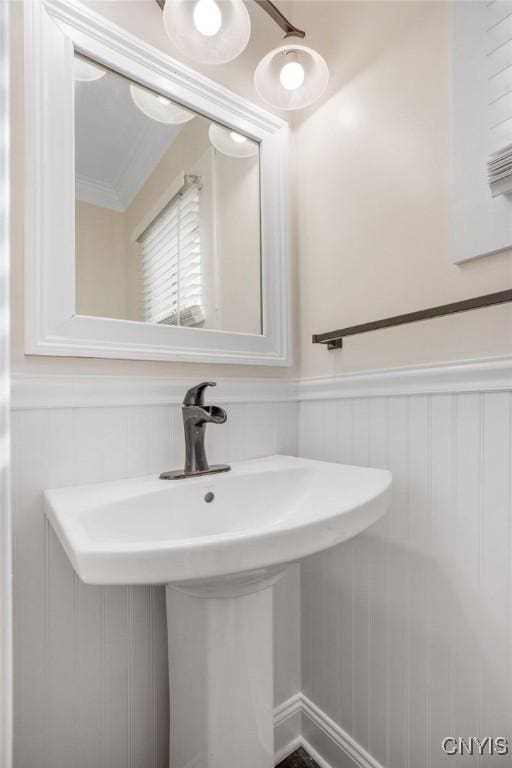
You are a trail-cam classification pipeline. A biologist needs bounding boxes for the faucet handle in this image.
[183,381,216,406]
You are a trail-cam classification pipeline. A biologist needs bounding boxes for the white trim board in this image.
[11,355,512,409]
[273,693,384,768]
[297,355,512,400]
[0,1,12,765]
[11,374,296,410]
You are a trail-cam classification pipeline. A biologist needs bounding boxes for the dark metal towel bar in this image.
[312,289,512,350]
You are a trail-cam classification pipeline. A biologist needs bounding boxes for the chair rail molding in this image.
[297,355,512,401]
[11,374,297,410]
[10,355,512,411]
[24,0,291,366]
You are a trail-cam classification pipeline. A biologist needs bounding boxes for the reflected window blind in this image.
[487,0,512,194]
[140,183,203,326]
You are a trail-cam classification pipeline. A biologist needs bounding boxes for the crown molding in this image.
[76,173,125,212]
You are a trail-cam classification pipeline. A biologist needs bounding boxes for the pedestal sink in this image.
[44,454,391,768]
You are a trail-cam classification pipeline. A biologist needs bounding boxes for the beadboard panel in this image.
[11,400,299,768]
[299,392,512,768]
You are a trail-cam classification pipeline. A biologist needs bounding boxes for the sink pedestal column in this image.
[166,573,283,768]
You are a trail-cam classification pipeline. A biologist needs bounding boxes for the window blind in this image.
[140,181,203,326]
[487,0,512,194]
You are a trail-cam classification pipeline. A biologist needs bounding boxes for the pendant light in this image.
[254,43,329,111]
[209,124,259,158]
[163,0,251,65]
[157,0,328,110]
[130,84,196,124]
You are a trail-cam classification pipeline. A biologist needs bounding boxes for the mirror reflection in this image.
[74,54,262,334]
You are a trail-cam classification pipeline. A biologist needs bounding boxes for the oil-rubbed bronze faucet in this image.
[159,382,231,480]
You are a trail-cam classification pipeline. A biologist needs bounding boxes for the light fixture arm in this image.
[155,0,306,40]
[253,0,305,39]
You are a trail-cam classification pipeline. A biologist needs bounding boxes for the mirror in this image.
[74,54,262,335]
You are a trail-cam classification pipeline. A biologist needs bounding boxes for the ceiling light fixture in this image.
[130,83,196,124]
[209,124,259,157]
[163,0,251,65]
[156,0,328,111]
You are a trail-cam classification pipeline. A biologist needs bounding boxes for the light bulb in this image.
[280,60,305,91]
[230,131,247,144]
[193,0,222,37]
[157,95,171,105]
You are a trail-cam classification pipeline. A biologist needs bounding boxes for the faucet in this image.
[159,382,231,480]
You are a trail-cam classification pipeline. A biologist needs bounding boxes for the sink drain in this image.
[204,491,215,503]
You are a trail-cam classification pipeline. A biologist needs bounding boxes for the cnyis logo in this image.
[442,737,509,756]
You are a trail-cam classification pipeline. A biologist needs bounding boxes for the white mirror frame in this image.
[24,0,291,366]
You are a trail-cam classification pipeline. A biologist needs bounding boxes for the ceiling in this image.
[75,67,183,212]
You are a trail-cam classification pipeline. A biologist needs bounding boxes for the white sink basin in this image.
[44,453,391,768]
[44,454,391,588]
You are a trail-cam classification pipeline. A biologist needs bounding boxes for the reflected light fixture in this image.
[209,124,259,157]
[73,57,106,82]
[130,84,196,124]
[163,0,251,65]
[156,0,328,111]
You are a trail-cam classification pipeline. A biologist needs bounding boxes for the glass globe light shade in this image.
[73,57,106,82]
[163,0,251,65]
[208,124,259,158]
[130,84,196,125]
[254,44,329,111]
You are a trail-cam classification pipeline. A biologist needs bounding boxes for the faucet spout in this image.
[159,383,231,480]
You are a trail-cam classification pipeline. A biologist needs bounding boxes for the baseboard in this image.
[274,693,384,768]
[274,693,302,763]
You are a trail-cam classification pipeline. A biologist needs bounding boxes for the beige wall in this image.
[214,152,261,334]
[75,201,128,319]
[293,0,512,377]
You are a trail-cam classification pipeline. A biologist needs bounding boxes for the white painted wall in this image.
[299,382,512,768]
[11,394,299,767]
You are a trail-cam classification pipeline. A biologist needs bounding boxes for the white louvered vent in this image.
[139,181,204,326]
[487,0,512,194]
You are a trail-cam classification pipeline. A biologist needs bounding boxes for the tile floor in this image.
[276,747,319,767]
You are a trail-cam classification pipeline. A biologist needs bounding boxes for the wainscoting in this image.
[10,360,512,768]
[11,379,299,767]
[298,376,512,767]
